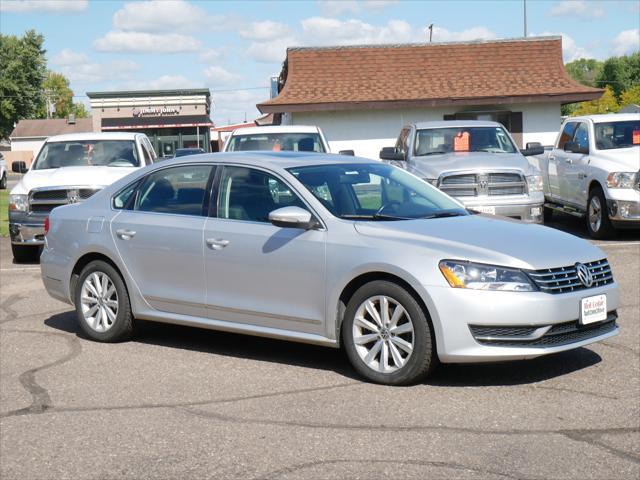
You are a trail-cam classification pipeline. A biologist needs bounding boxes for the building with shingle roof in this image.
[258,36,602,159]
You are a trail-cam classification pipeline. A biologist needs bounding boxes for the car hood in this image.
[10,166,138,195]
[592,147,640,171]
[407,152,535,179]
[353,214,605,270]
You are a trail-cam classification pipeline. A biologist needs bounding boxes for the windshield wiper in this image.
[339,214,412,221]
[416,151,447,156]
[420,211,467,219]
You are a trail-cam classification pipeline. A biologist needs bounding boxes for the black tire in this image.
[586,186,615,239]
[342,280,436,385]
[543,206,553,223]
[0,173,6,189]
[11,243,40,263]
[74,260,134,342]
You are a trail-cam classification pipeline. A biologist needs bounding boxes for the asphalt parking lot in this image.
[1,218,638,480]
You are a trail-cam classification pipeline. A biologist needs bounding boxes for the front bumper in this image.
[426,282,620,363]
[459,199,544,223]
[606,188,640,227]
[9,222,45,245]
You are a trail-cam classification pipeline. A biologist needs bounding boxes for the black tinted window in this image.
[136,165,213,216]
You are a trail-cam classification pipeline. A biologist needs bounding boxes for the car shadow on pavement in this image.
[546,212,640,241]
[45,311,603,387]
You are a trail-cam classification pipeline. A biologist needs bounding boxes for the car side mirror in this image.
[12,161,27,173]
[379,147,405,161]
[338,150,354,156]
[564,141,588,155]
[269,206,318,230]
[520,142,544,156]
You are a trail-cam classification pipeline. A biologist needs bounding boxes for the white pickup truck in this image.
[8,132,156,262]
[531,113,640,238]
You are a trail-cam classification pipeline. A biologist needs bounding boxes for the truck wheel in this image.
[342,280,437,385]
[11,244,41,263]
[586,187,615,239]
[0,173,6,189]
[543,206,553,223]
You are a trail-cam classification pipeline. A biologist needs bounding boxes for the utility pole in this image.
[523,0,528,37]
[428,23,434,42]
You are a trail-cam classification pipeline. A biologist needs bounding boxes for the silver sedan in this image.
[41,152,619,385]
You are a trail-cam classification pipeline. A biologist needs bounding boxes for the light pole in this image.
[523,0,528,37]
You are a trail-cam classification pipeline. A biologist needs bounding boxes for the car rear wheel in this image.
[587,186,615,239]
[342,280,436,385]
[11,244,41,263]
[75,260,134,342]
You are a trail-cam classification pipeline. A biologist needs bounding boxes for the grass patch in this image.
[0,190,8,237]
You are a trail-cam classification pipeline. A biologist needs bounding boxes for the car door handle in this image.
[206,238,230,250]
[116,229,136,239]
[564,158,572,164]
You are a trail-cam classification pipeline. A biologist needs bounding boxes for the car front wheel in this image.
[75,260,134,342]
[0,172,7,189]
[342,280,436,385]
[587,186,615,239]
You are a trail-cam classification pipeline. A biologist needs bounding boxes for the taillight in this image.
[44,217,50,235]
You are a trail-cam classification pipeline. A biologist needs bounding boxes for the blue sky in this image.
[1,0,639,124]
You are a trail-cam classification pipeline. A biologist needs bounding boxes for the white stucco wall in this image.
[10,138,46,160]
[289,103,562,160]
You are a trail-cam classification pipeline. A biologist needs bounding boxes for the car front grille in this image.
[29,187,100,214]
[527,258,614,294]
[469,312,618,347]
[438,172,526,197]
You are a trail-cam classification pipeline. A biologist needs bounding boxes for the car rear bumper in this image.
[423,283,620,363]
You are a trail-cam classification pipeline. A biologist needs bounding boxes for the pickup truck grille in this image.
[29,187,100,214]
[438,172,526,197]
[527,259,614,294]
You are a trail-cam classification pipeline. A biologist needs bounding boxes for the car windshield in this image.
[415,126,517,156]
[288,163,466,220]
[227,133,325,153]
[594,120,640,150]
[32,140,140,169]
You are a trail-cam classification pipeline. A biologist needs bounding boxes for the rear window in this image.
[33,140,140,169]
[227,132,325,153]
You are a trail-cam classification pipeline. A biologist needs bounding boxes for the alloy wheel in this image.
[80,272,119,332]
[352,295,415,373]
[589,196,602,233]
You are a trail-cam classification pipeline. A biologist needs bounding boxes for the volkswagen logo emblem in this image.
[575,262,593,288]
[67,189,80,204]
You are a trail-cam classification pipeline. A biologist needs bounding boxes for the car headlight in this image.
[9,194,28,212]
[607,172,637,189]
[439,260,535,292]
[423,178,438,186]
[526,174,544,193]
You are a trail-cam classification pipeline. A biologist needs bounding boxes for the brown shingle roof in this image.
[10,117,94,138]
[258,37,602,113]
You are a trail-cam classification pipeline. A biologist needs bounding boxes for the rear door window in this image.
[557,122,577,150]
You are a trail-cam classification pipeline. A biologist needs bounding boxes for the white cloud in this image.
[0,0,87,12]
[301,17,413,45]
[532,32,593,61]
[93,31,201,53]
[123,75,195,91]
[318,0,398,16]
[59,59,140,85]
[428,26,497,43]
[548,1,605,19]
[199,48,223,64]
[52,49,89,66]
[112,0,220,32]
[246,37,298,63]
[203,66,243,86]
[211,89,269,125]
[612,29,640,56]
[240,21,292,41]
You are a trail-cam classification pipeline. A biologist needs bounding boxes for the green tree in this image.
[0,30,47,139]
[564,58,603,87]
[37,71,73,118]
[620,85,640,108]
[71,102,88,118]
[572,86,620,115]
[595,52,640,99]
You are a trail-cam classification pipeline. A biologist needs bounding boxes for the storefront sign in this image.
[132,106,180,117]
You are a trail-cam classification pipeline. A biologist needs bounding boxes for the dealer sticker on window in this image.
[580,294,607,325]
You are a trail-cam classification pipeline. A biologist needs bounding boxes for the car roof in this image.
[155,151,373,170]
[567,113,640,123]
[230,125,320,136]
[413,120,501,129]
[45,132,141,142]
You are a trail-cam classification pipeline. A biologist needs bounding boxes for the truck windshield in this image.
[594,121,640,150]
[288,163,466,220]
[227,133,325,152]
[32,140,140,170]
[415,127,517,156]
